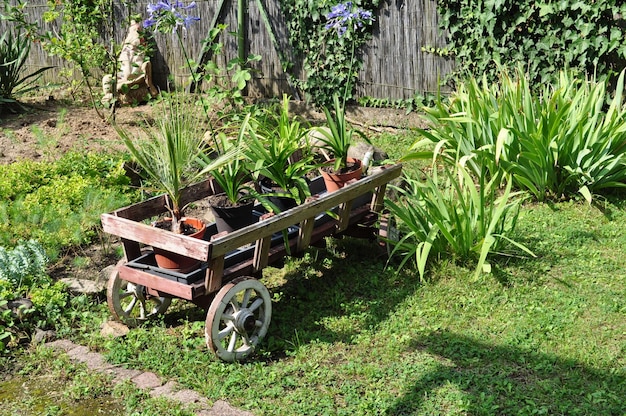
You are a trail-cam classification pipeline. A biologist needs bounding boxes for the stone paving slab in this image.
[131,371,163,389]
[44,339,252,415]
[105,366,143,384]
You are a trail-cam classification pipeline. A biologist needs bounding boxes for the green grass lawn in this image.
[89,197,625,415]
[1,130,625,415]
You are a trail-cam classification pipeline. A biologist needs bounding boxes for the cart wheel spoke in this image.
[241,333,252,347]
[123,298,137,314]
[138,300,147,320]
[206,276,272,362]
[248,298,263,312]
[107,259,172,327]
[229,299,241,313]
[218,324,234,341]
[227,332,238,352]
[118,291,134,300]
[241,288,252,308]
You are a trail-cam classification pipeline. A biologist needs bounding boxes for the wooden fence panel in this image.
[0,0,452,101]
[361,0,454,99]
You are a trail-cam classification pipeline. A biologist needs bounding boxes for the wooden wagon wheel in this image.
[107,259,172,327]
[205,276,272,362]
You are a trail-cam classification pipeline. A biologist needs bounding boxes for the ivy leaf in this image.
[538,3,554,17]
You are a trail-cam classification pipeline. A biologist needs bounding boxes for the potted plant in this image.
[313,94,370,192]
[198,113,258,233]
[115,98,235,270]
[247,95,317,212]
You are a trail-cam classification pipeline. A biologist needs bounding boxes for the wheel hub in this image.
[233,309,256,334]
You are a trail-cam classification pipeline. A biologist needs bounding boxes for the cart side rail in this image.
[209,164,403,258]
[109,178,220,221]
[101,214,212,261]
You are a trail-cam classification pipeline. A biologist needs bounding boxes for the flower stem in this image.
[175,30,221,153]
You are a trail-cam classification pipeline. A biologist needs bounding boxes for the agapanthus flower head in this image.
[144,0,200,35]
[324,2,374,37]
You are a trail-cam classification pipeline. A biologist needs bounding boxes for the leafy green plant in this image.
[246,95,316,207]
[314,94,368,172]
[41,0,112,114]
[193,24,262,114]
[410,66,626,202]
[385,161,532,280]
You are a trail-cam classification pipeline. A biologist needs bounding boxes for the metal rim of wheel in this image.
[107,259,172,327]
[205,276,272,362]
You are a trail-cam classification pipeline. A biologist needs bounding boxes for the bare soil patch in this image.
[0,97,424,165]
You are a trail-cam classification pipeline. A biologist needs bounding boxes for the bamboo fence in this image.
[0,0,452,100]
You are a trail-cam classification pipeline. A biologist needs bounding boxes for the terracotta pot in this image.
[320,158,363,193]
[153,217,206,273]
[210,197,256,233]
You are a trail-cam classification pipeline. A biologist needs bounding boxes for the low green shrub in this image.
[0,239,47,292]
[0,151,136,258]
[0,240,59,352]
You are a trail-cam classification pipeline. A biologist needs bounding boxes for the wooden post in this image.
[205,256,225,293]
[253,235,272,273]
[297,217,316,252]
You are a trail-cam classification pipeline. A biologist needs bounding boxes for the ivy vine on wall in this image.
[435,0,626,87]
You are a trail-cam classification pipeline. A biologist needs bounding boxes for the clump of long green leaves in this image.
[0,29,51,111]
[386,158,533,280]
[409,66,626,202]
[246,95,317,207]
[116,98,237,232]
[197,114,255,206]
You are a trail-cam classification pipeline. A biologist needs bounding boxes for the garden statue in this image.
[102,21,158,106]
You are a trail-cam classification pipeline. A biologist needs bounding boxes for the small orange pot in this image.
[320,158,363,193]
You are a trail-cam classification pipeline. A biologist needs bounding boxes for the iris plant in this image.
[142,0,221,150]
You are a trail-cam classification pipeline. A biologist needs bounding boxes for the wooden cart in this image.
[101,163,402,361]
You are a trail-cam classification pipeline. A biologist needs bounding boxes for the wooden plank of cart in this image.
[101,163,402,361]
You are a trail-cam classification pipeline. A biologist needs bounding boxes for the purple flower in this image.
[144,0,200,34]
[324,2,374,37]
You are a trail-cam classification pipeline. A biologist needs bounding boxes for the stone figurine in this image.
[102,21,158,106]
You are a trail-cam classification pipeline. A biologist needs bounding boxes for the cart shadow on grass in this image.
[258,236,424,358]
[150,229,422,361]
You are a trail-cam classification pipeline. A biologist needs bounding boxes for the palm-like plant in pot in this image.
[115,99,236,269]
[246,95,317,212]
[314,94,370,192]
[198,113,258,232]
